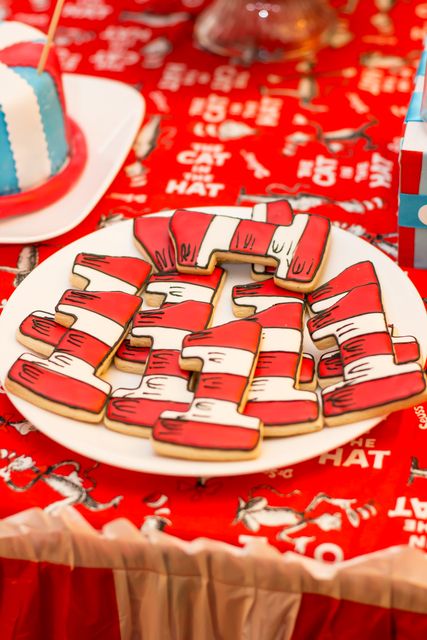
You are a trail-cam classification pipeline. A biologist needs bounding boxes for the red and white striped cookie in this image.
[7,289,141,422]
[307,261,427,425]
[169,208,330,292]
[134,216,176,273]
[152,319,263,461]
[105,300,214,437]
[232,279,321,435]
[17,253,151,355]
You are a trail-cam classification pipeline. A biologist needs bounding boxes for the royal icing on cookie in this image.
[105,301,214,437]
[7,290,141,422]
[152,319,263,460]
[71,253,152,294]
[17,253,150,355]
[233,279,321,435]
[317,333,420,387]
[307,261,427,425]
[134,216,176,272]
[169,208,330,291]
[144,267,226,307]
[250,200,294,279]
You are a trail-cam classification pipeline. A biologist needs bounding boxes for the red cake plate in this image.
[0,118,87,220]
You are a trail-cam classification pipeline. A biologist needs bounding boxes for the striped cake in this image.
[0,21,70,196]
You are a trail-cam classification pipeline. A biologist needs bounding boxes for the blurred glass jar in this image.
[194,0,336,62]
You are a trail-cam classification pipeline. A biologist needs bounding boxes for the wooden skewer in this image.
[37,0,66,74]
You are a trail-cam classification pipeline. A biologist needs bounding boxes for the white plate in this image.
[0,206,426,477]
[0,74,144,244]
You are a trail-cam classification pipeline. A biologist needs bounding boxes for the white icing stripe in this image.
[146,281,214,304]
[311,312,387,344]
[261,327,302,353]
[310,291,349,314]
[251,203,267,221]
[56,304,125,347]
[196,216,240,267]
[161,399,260,429]
[131,327,190,349]
[73,265,137,295]
[235,295,303,312]
[249,377,318,402]
[0,21,46,50]
[113,375,193,402]
[20,352,111,394]
[181,345,256,376]
[32,311,55,319]
[0,62,51,189]
[269,214,309,279]
[392,336,414,345]
[326,356,422,394]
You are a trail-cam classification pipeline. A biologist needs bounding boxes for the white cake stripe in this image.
[0,62,51,188]
[0,21,46,50]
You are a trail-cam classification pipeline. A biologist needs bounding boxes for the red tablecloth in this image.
[2,2,427,635]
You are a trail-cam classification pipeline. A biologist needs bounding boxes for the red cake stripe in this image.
[153,418,261,450]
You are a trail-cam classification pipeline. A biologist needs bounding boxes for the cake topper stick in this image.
[37,0,66,74]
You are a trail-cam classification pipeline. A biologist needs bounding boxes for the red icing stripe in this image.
[19,314,66,347]
[183,319,261,352]
[8,360,107,414]
[133,300,212,332]
[308,261,378,306]
[396,340,420,363]
[307,283,383,334]
[253,302,303,331]
[74,254,151,289]
[144,350,188,377]
[299,354,315,384]
[149,266,224,288]
[245,399,319,425]
[318,352,342,378]
[153,418,261,451]
[116,340,149,365]
[400,149,423,194]
[254,351,301,377]
[133,216,176,272]
[286,214,330,282]
[265,200,294,225]
[230,219,275,255]
[56,330,110,368]
[107,397,189,428]
[323,371,426,417]
[233,278,304,302]
[340,332,393,366]
[58,290,141,327]
[197,373,248,402]
[170,210,214,267]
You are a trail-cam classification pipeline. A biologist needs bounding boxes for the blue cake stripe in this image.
[0,106,19,195]
[11,66,68,175]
